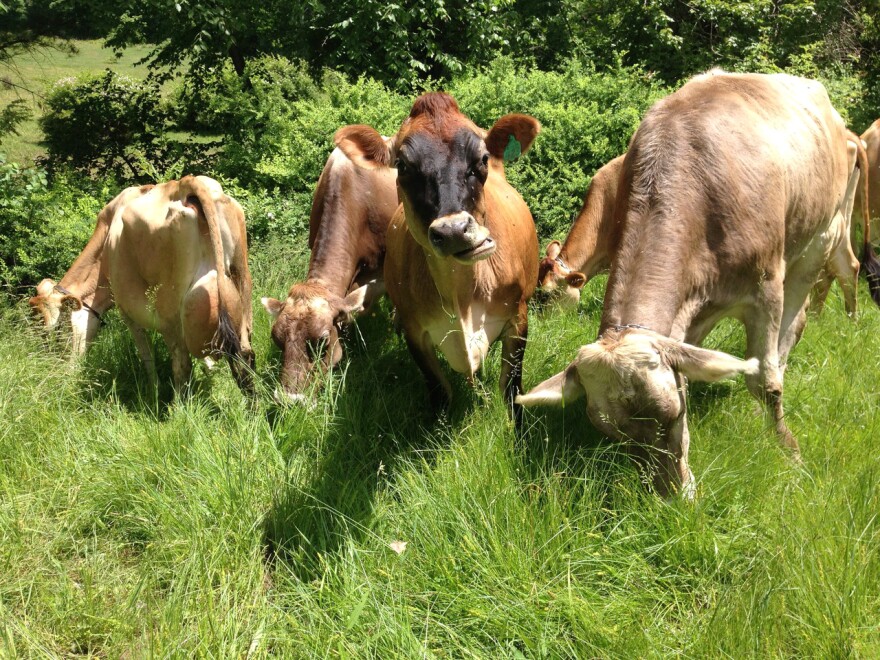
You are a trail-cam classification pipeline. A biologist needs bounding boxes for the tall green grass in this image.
[2,246,879,656]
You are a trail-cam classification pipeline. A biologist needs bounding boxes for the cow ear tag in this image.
[503,134,522,162]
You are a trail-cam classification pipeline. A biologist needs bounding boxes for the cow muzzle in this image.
[428,212,496,263]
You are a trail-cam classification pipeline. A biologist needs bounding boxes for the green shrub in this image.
[40,71,173,180]
[209,55,667,240]
[450,58,667,237]
[0,157,110,290]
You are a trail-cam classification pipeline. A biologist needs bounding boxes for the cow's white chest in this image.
[425,304,505,376]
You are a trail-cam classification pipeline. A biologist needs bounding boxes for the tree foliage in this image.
[40,71,172,178]
[80,0,880,96]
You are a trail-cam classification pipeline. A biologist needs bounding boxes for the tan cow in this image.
[538,155,624,305]
[29,176,254,393]
[851,118,880,303]
[335,92,540,425]
[812,131,874,314]
[518,71,880,496]
[853,119,880,243]
[261,147,398,402]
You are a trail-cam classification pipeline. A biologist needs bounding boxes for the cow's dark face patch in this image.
[396,129,489,223]
[396,129,494,262]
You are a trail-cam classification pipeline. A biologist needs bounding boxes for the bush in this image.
[210,55,666,240]
[40,71,174,180]
[449,58,667,238]
[0,156,111,290]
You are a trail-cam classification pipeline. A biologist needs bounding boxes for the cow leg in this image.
[830,242,860,317]
[235,293,257,394]
[228,322,256,398]
[809,271,834,316]
[121,313,156,386]
[743,279,801,459]
[166,336,193,393]
[500,300,529,430]
[69,308,101,357]
[403,326,452,412]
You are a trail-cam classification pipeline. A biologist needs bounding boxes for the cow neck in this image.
[599,223,691,337]
[58,228,113,314]
[561,185,610,272]
[305,225,361,300]
[423,249,479,314]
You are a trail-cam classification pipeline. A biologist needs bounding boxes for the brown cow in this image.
[261,146,398,402]
[518,71,880,496]
[30,176,254,393]
[335,92,540,424]
[538,155,624,305]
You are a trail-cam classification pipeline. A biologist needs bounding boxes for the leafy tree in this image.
[40,70,171,178]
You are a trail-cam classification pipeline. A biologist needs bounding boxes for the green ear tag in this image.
[503,134,522,162]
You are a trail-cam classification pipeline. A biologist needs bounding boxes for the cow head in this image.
[335,92,540,264]
[537,241,586,306]
[29,278,82,329]
[262,282,369,402]
[517,329,758,492]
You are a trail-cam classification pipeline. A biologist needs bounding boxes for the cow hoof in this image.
[680,477,698,502]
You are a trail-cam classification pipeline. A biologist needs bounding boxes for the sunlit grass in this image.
[2,243,879,656]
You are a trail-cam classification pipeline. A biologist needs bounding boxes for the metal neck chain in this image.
[604,322,655,335]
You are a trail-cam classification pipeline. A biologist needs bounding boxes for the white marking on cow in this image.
[426,303,506,375]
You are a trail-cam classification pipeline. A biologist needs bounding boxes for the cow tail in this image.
[183,176,251,390]
[855,140,880,306]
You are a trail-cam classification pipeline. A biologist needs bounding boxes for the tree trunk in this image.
[229,43,246,77]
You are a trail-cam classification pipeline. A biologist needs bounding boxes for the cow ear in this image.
[546,240,562,260]
[659,338,759,383]
[261,297,284,319]
[565,271,586,289]
[486,114,541,161]
[335,284,369,326]
[61,295,82,311]
[516,364,584,407]
[334,125,392,170]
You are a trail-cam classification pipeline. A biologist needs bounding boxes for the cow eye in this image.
[481,153,489,166]
[395,158,408,175]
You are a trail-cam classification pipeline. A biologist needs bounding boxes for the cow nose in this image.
[429,213,480,255]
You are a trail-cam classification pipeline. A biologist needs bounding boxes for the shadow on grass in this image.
[263,306,491,581]
[75,312,246,419]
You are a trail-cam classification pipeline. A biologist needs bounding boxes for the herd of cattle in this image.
[27,70,880,496]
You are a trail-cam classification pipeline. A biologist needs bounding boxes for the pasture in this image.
[0,40,154,164]
[2,235,879,654]
[3,17,880,657]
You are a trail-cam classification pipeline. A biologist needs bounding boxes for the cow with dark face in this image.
[262,147,398,402]
[335,92,540,424]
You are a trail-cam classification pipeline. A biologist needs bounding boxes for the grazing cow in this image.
[812,131,874,314]
[335,92,540,424]
[518,71,880,496]
[261,147,398,402]
[852,119,880,248]
[538,155,624,306]
[29,176,255,393]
